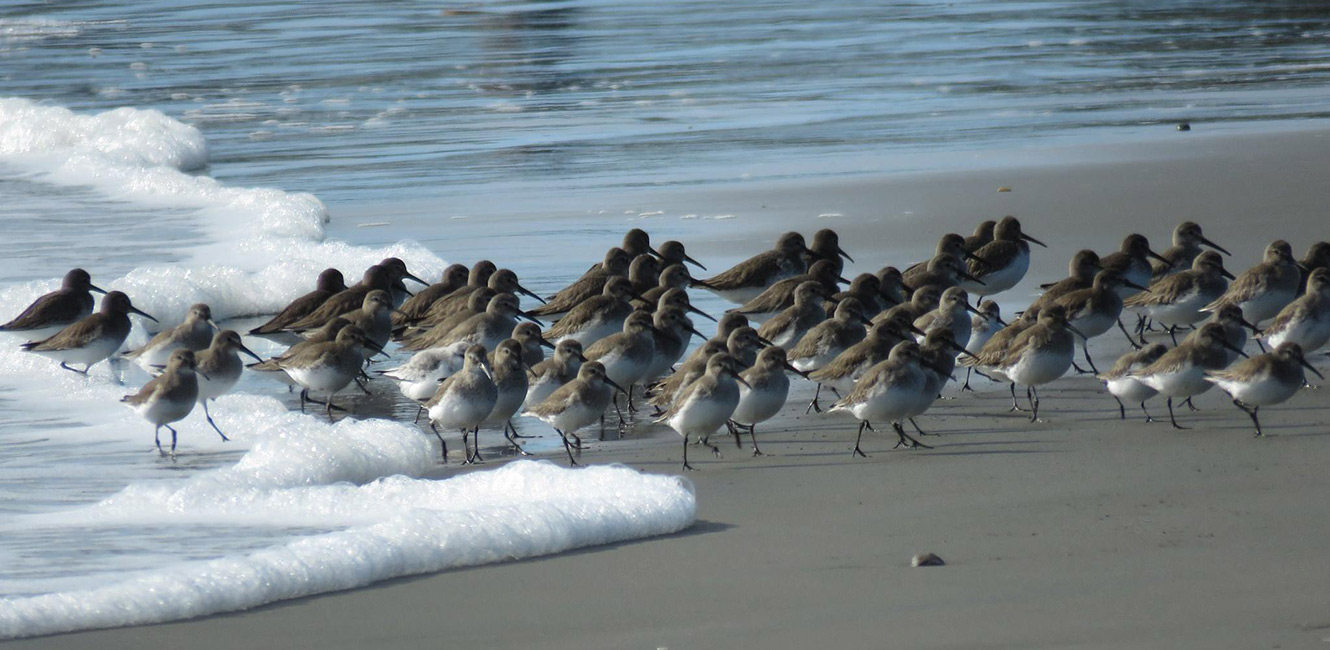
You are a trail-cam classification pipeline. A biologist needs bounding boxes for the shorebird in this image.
[790,297,870,374]
[874,285,941,326]
[249,268,348,344]
[380,346,466,420]
[903,254,983,295]
[22,291,157,374]
[334,290,395,356]
[656,353,748,470]
[913,286,981,351]
[1185,303,1258,366]
[652,287,717,326]
[808,313,924,407]
[1151,221,1231,279]
[830,341,933,456]
[485,338,531,456]
[963,220,997,253]
[426,344,496,463]
[730,346,803,456]
[283,264,394,331]
[903,233,990,289]
[1055,269,1147,373]
[525,338,585,407]
[910,328,973,433]
[1125,251,1234,342]
[0,268,106,339]
[419,268,543,328]
[959,306,1041,409]
[1260,267,1330,352]
[1030,249,1102,310]
[1130,322,1246,429]
[191,329,263,439]
[960,300,1005,391]
[508,320,554,368]
[656,239,707,271]
[1100,234,1169,296]
[628,254,663,296]
[583,309,659,412]
[123,303,216,370]
[120,348,203,456]
[635,263,712,309]
[413,260,497,326]
[651,326,764,409]
[249,317,349,384]
[402,292,529,353]
[399,288,495,347]
[542,276,637,346]
[1097,343,1168,421]
[1203,239,1303,326]
[378,257,429,306]
[393,263,470,326]
[990,304,1083,422]
[961,215,1046,296]
[803,228,854,276]
[643,305,707,382]
[275,325,379,421]
[681,312,750,367]
[535,248,632,319]
[876,266,909,306]
[1299,242,1330,294]
[829,273,889,319]
[1206,342,1324,436]
[757,281,829,348]
[525,361,624,466]
[700,232,810,303]
[729,259,848,323]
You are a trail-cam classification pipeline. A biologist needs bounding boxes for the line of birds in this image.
[3,222,1328,469]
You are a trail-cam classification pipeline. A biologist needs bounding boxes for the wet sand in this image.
[14,125,1330,648]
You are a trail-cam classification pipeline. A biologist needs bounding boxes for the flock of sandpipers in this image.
[3,219,1328,470]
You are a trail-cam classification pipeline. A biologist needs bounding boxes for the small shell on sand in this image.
[911,552,945,567]
[996,186,1012,193]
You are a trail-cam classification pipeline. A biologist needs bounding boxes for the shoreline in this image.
[13,121,1330,648]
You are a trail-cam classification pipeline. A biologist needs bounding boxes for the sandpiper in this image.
[656,352,748,470]
[525,361,624,466]
[583,309,659,411]
[652,287,717,325]
[276,325,379,421]
[876,266,909,306]
[403,292,529,353]
[916,327,969,421]
[635,263,712,310]
[378,257,429,306]
[1030,249,1102,310]
[1151,221,1231,278]
[1097,343,1169,421]
[542,277,638,346]
[380,346,465,420]
[120,348,202,456]
[830,341,933,456]
[991,304,1083,421]
[1125,250,1234,341]
[656,239,707,271]
[248,268,348,344]
[913,286,981,351]
[621,228,655,259]
[124,303,216,371]
[1055,269,1147,373]
[757,281,829,348]
[1260,267,1330,352]
[730,260,847,323]
[960,299,1005,391]
[1129,322,1246,429]
[399,288,496,347]
[393,263,470,326]
[22,291,157,374]
[643,305,707,382]
[1186,303,1258,366]
[628,254,663,296]
[730,346,803,456]
[525,338,586,407]
[333,290,395,357]
[1100,234,1169,296]
[508,320,554,368]
[808,313,924,403]
[903,255,983,295]
[419,268,543,328]
[903,234,990,289]
[803,228,854,276]
[700,232,810,304]
[249,317,349,384]
[829,273,889,319]
[961,215,1047,296]
[1206,342,1324,436]
[963,220,997,253]
[284,264,394,331]
[681,312,750,368]
[193,329,263,439]
[426,344,497,463]
[534,248,632,319]
[484,338,531,456]
[414,260,496,324]
[1203,239,1302,326]
[651,326,764,409]
[874,285,941,326]
[1299,242,1330,293]
[959,305,1041,408]
[790,297,870,374]
[0,268,106,339]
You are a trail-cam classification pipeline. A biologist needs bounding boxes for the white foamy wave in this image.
[0,461,695,639]
[0,98,207,169]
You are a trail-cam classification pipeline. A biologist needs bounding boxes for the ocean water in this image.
[2,0,1329,638]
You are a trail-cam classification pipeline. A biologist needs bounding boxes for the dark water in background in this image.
[4,0,1330,206]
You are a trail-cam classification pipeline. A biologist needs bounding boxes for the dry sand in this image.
[14,125,1330,649]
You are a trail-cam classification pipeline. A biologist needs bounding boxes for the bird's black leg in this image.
[429,422,448,462]
[1140,401,1155,423]
[748,424,764,456]
[681,434,695,471]
[1167,397,1188,430]
[202,401,230,441]
[1234,400,1264,437]
[154,425,164,455]
[893,421,934,450]
[556,429,579,467]
[1008,382,1026,412]
[1113,395,1126,420]
[806,383,824,414]
[1118,317,1143,350]
[59,362,88,375]
[852,420,870,458]
[471,426,484,462]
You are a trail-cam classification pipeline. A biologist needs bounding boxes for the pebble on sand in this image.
[911,552,945,567]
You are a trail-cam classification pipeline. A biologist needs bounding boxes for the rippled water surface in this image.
[5,0,1330,205]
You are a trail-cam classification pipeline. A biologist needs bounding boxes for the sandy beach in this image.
[13,125,1330,649]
